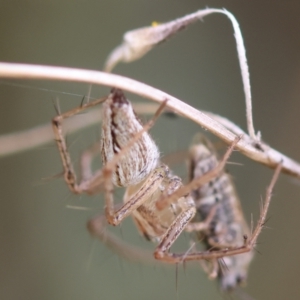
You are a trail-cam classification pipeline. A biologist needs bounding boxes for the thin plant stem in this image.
[0,62,299,178]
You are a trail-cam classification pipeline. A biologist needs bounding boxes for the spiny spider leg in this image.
[154,133,281,290]
[52,96,107,194]
[153,137,241,262]
[154,163,282,264]
[155,136,242,211]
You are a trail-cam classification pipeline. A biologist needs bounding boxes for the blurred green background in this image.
[1,1,300,299]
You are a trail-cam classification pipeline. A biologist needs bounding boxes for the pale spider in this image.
[52,88,281,268]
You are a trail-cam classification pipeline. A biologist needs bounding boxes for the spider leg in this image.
[52,96,106,194]
[153,163,282,263]
[156,136,241,211]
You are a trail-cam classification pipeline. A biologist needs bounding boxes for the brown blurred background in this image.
[1,1,300,299]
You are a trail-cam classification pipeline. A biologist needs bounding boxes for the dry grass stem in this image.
[104,8,256,141]
[0,62,298,178]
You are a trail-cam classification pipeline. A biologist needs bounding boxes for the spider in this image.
[52,88,281,269]
[186,135,254,291]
